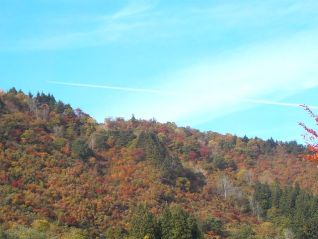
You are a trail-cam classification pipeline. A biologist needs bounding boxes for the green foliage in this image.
[254,182,272,217]
[0,99,5,114]
[0,89,314,238]
[135,131,184,184]
[284,141,305,154]
[135,132,167,163]
[213,155,227,170]
[271,181,282,208]
[107,130,136,147]
[71,138,92,160]
[218,139,235,151]
[6,225,46,239]
[8,87,18,95]
[159,207,202,239]
[104,226,127,239]
[31,219,50,232]
[61,228,87,239]
[201,217,223,235]
[53,137,67,150]
[176,177,191,192]
[0,227,7,239]
[129,205,160,239]
[35,92,56,109]
[128,206,202,239]
[230,224,255,239]
[93,130,108,150]
[254,182,318,239]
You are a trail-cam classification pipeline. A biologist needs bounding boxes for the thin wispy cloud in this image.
[108,1,154,21]
[47,81,178,96]
[2,0,318,141]
[20,21,152,51]
[191,1,318,25]
[102,29,318,124]
[242,99,318,110]
[47,80,318,110]
[5,1,155,51]
[46,27,318,124]
[3,1,318,51]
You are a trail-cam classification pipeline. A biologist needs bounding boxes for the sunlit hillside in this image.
[0,89,317,238]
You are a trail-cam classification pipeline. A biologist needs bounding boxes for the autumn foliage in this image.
[0,88,316,238]
[299,105,318,163]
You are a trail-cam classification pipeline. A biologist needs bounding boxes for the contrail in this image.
[47,80,178,96]
[242,99,318,110]
[47,80,318,109]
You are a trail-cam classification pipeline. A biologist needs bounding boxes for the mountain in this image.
[0,88,317,239]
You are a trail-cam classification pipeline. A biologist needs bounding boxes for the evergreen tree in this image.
[129,205,160,239]
[254,182,272,216]
[71,138,92,160]
[0,99,5,113]
[201,217,223,235]
[271,181,282,208]
[159,207,202,239]
[231,224,255,239]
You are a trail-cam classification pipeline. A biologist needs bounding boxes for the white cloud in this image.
[47,80,178,95]
[124,30,318,124]
[107,1,154,21]
[4,0,318,51]
[48,29,318,124]
[9,1,155,51]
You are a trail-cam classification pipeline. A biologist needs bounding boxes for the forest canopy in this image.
[0,88,316,239]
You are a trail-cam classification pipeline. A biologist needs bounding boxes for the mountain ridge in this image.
[0,88,317,238]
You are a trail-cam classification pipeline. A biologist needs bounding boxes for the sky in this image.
[1,0,318,143]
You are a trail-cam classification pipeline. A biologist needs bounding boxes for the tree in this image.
[254,182,272,217]
[271,181,282,208]
[230,224,255,239]
[201,217,223,235]
[61,228,87,239]
[0,227,7,239]
[90,130,108,150]
[218,174,234,199]
[159,207,202,239]
[6,225,46,239]
[129,205,160,239]
[299,105,318,162]
[176,177,191,192]
[0,98,5,114]
[213,155,227,170]
[8,87,17,94]
[71,138,92,160]
[104,226,127,239]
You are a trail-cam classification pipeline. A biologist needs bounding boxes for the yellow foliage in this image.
[31,219,50,232]
[256,222,278,237]
[61,228,87,239]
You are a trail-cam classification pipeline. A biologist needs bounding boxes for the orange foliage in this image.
[299,105,318,163]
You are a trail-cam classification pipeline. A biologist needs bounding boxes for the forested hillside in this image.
[0,88,317,239]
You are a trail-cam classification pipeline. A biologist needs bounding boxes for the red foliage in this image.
[300,105,318,163]
[60,215,77,226]
[95,188,105,194]
[11,179,23,188]
[199,146,210,158]
[131,148,145,161]
[188,151,198,161]
[0,173,9,184]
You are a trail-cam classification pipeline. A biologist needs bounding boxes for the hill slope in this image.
[0,88,317,238]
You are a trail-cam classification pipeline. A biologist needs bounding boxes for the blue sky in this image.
[1,0,318,143]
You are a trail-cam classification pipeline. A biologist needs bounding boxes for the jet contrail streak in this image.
[47,80,178,96]
[242,99,318,110]
[47,80,318,109]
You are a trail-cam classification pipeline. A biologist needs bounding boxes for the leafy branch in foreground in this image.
[299,105,318,163]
